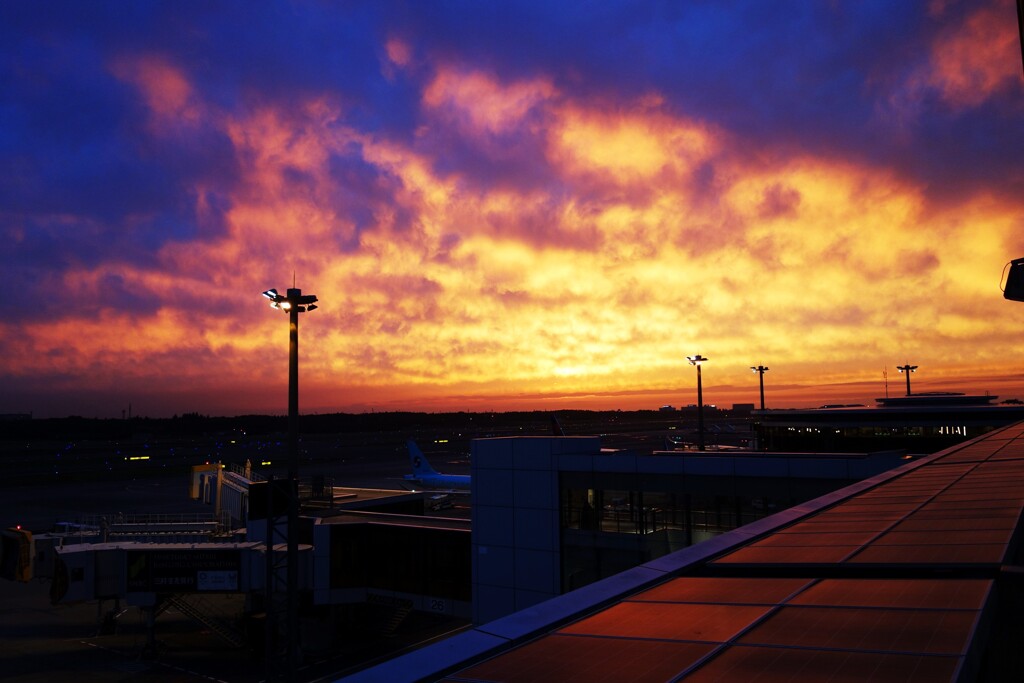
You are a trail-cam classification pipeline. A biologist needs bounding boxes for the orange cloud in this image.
[547,103,719,187]
[385,37,413,69]
[925,0,1021,108]
[422,66,556,136]
[7,48,1024,417]
[110,55,202,130]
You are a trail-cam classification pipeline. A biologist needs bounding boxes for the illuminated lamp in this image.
[896,363,917,396]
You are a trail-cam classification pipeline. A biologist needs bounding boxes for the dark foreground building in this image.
[345,420,1024,682]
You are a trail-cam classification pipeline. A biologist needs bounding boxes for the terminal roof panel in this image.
[441,576,992,682]
[738,606,978,654]
[628,576,810,605]
[559,601,774,643]
[444,636,716,683]
[787,578,990,609]
[680,646,961,683]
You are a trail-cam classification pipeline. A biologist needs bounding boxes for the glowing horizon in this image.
[1,1,1023,419]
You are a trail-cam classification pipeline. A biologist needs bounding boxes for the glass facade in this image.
[559,472,825,592]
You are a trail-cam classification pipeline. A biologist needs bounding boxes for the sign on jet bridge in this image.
[127,549,240,592]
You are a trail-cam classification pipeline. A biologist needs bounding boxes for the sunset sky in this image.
[2,1,1023,418]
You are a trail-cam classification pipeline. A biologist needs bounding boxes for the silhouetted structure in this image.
[686,355,708,450]
[896,363,918,396]
[1004,257,1024,301]
[750,365,769,410]
[261,285,318,681]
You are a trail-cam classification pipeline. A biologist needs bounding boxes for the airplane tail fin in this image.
[407,440,439,476]
[551,414,566,436]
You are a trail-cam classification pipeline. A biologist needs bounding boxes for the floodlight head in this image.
[1004,257,1024,301]
[306,304,318,312]
[263,285,319,314]
[687,355,708,366]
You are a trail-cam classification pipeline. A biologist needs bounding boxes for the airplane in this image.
[404,440,471,490]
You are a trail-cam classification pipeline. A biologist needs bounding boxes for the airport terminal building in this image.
[468,436,909,624]
[347,421,1024,683]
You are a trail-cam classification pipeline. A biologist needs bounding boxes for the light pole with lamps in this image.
[896,363,917,396]
[751,365,769,411]
[687,355,708,451]
[261,286,318,680]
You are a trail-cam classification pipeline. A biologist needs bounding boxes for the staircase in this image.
[382,600,414,636]
[165,594,247,648]
[366,594,415,636]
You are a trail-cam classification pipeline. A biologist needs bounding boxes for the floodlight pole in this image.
[262,286,318,681]
[897,363,917,396]
[286,296,299,679]
[751,365,769,411]
[288,300,299,483]
[687,355,708,451]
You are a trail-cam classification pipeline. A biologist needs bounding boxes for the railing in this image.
[68,511,234,542]
[219,464,361,502]
[225,461,266,482]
